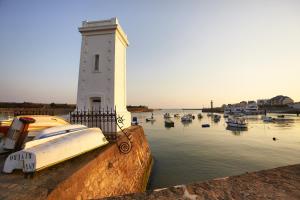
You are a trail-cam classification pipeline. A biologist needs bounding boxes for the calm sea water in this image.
[133,110,300,189]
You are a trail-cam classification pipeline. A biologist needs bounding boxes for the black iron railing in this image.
[69,107,117,134]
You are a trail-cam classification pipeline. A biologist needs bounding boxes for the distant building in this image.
[289,102,300,110]
[238,101,247,107]
[257,99,270,106]
[269,95,294,106]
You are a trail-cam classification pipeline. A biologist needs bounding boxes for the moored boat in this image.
[146,113,155,122]
[174,114,180,118]
[187,114,195,120]
[202,124,210,128]
[164,113,172,119]
[165,119,174,127]
[226,117,247,128]
[261,116,273,122]
[131,117,139,125]
[213,114,221,122]
[145,118,155,122]
[197,113,203,119]
[181,115,192,122]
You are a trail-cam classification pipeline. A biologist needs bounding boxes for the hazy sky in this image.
[0,0,299,108]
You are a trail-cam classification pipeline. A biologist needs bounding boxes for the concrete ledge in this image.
[106,164,300,200]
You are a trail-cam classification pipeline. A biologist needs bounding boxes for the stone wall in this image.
[0,125,152,200]
[106,164,300,200]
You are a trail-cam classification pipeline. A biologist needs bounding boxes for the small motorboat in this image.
[174,114,180,118]
[131,117,139,125]
[164,113,172,119]
[261,116,273,122]
[3,127,109,174]
[165,119,174,127]
[146,113,155,122]
[202,124,210,128]
[197,113,203,119]
[187,114,195,119]
[145,118,155,122]
[207,113,213,117]
[181,115,192,122]
[213,114,221,122]
[277,115,285,118]
[226,117,247,128]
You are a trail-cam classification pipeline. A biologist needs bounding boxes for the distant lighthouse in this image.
[76,18,131,129]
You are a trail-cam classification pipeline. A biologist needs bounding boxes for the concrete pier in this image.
[106,164,300,200]
[0,126,153,200]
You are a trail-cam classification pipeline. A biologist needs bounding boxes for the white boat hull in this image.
[3,127,108,173]
[226,122,247,128]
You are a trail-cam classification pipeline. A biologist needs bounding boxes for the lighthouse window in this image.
[94,54,100,72]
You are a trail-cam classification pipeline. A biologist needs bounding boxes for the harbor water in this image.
[133,110,300,189]
[1,111,300,190]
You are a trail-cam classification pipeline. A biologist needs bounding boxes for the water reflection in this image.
[226,126,248,136]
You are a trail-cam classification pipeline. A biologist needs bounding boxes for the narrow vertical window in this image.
[94,54,100,72]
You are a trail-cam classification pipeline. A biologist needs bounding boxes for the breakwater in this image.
[106,164,300,199]
[0,126,152,200]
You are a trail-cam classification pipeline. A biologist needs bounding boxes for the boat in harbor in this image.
[202,124,210,128]
[213,114,221,122]
[146,113,155,122]
[131,117,139,125]
[226,117,247,128]
[174,114,180,118]
[165,119,174,127]
[187,114,195,119]
[224,107,230,118]
[277,115,285,118]
[197,113,203,119]
[207,113,213,117]
[262,116,273,122]
[164,113,172,119]
[3,127,109,174]
[181,115,192,122]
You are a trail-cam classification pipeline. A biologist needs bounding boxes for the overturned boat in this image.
[3,127,108,173]
[24,124,88,149]
[0,115,70,139]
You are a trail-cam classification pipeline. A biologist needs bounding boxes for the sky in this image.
[0,0,299,108]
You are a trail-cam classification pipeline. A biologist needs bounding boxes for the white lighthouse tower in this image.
[77,18,131,129]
